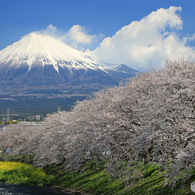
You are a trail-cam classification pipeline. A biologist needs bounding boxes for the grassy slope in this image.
[45,161,195,195]
[0,160,194,194]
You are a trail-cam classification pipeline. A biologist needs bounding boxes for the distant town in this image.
[0,108,46,131]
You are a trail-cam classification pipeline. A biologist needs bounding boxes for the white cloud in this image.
[67,25,96,45]
[90,6,195,72]
[37,24,98,51]
[41,24,58,36]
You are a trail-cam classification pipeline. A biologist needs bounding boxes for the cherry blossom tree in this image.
[0,59,194,188]
[63,59,194,185]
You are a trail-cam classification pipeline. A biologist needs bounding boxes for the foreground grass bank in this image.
[45,161,195,195]
[0,160,194,194]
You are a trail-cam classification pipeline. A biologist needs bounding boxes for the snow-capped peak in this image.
[0,32,102,72]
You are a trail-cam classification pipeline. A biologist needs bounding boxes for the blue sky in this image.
[0,0,194,71]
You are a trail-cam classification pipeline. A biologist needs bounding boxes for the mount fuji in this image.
[0,32,137,115]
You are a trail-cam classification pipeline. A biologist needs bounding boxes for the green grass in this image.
[45,161,124,194]
[45,161,195,195]
[0,161,54,185]
[0,160,194,194]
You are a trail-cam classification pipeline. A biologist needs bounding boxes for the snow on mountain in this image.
[114,64,138,74]
[0,32,138,106]
[0,32,103,72]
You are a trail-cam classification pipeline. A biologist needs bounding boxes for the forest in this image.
[0,59,194,193]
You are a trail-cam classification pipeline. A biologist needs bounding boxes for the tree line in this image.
[0,59,194,188]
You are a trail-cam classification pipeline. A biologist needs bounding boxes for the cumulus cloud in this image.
[38,24,97,50]
[90,6,195,72]
[67,25,96,45]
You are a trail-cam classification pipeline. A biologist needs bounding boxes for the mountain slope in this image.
[0,33,138,115]
[0,32,101,72]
